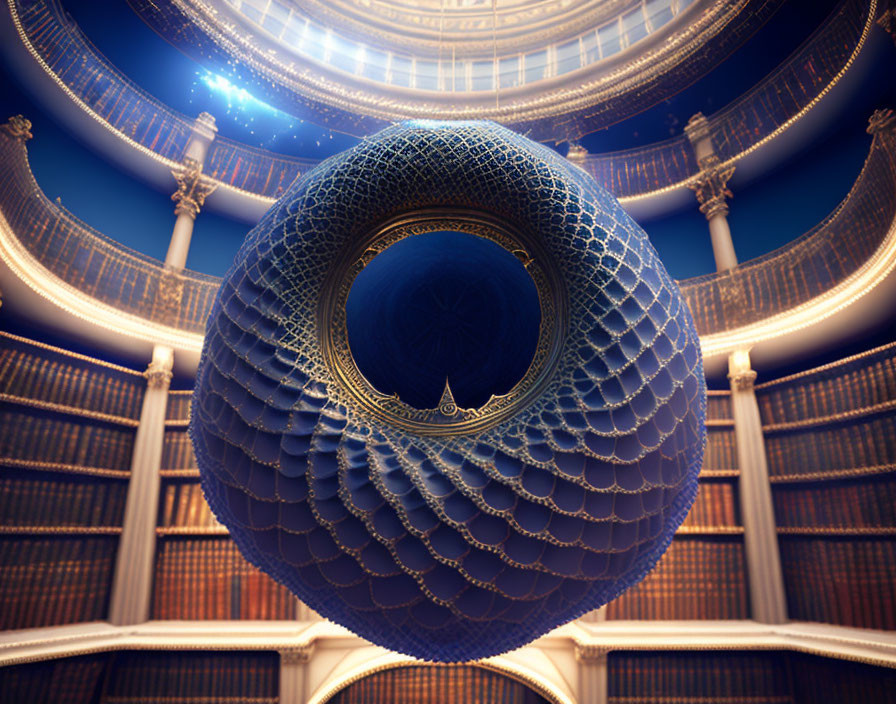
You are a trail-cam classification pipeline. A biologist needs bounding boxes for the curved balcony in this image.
[6,0,314,201]
[680,121,896,339]
[579,0,876,199]
[0,126,219,338]
[1,0,876,209]
[1,115,895,366]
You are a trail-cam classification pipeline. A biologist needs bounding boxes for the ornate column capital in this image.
[867,108,896,135]
[171,158,217,219]
[575,643,611,663]
[144,347,174,389]
[144,360,173,389]
[688,155,735,219]
[684,111,711,146]
[729,368,758,391]
[195,111,217,131]
[279,644,315,665]
[728,348,757,391]
[1,115,33,142]
[566,142,588,166]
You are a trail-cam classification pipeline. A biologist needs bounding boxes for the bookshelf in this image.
[607,650,896,703]
[755,341,896,632]
[0,334,141,630]
[0,650,279,704]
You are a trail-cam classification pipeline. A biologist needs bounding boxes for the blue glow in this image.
[198,71,284,115]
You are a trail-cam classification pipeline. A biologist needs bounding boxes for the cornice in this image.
[1,620,894,670]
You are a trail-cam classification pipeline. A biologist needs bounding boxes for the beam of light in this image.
[198,71,286,116]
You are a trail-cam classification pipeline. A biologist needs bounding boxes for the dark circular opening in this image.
[346,230,542,410]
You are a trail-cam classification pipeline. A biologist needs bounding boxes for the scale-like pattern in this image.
[191,121,706,661]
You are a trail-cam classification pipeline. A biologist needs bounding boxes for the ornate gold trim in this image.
[280,644,315,665]
[754,339,896,390]
[761,398,896,433]
[318,209,567,437]
[0,392,140,427]
[768,463,896,484]
[0,330,143,376]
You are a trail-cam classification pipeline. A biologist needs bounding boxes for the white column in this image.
[183,111,217,165]
[566,142,588,168]
[707,211,738,271]
[687,113,786,622]
[728,350,787,624]
[685,113,738,271]
[108,345,173,625]
[280,646,314,704]
[166,114,218,269]
[107,115,217,624]
[576,645,608,704]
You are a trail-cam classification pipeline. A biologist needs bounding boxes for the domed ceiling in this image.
[127,0,785,139]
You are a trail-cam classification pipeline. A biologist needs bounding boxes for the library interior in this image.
[1,0,896,701]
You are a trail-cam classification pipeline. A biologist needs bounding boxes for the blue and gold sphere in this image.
[191,121,705,661]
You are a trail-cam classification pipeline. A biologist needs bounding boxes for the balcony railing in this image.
[8,0,874,201]
[2,122,894,340]
[679,127,896,337]
[0,130,219,334]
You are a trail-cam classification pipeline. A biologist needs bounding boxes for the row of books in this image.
[0,536,117,629]
[608,651,790,700]
[100,651,279,702]
[705,392,733,423]
[680,480,739,528]
[0,408,136,472]
[0,652,109,704]
[159,481,221,528]
[161,429,197,471]
[607,651,896,703]
[0,472,127,527]
[605,537,749,620]
[764,413,896,479]
[787,651,896,703]
[0,650,279,704]
[756,343,896,426]
[165,392,192,423]
[772,473,896,528]
[0,338,144,420]
[779,536,896,630]
[152,536,298,620]
[704,428,738,470]
[330,665,536,704]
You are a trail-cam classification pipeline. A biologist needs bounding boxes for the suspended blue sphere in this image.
[191,121,705,662]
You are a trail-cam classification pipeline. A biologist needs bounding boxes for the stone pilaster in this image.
[108,345,173,625]
[280,645,315,704]
[728,349,787,624]
[575,644,609,704]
